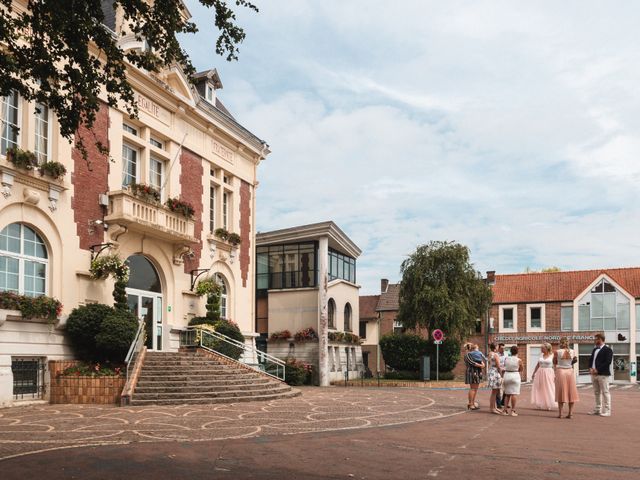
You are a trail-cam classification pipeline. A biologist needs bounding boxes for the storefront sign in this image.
[212,139,234,164]
[492,334,600,343]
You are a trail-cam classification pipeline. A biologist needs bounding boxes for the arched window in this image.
[344,303,352,332]
[0,223,48,297]
[126,255,161,292]
[215,273,228,320]
[328,298,336,329]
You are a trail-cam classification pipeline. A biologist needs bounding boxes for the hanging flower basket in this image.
[90,254,130,283]
[195,277,222,297]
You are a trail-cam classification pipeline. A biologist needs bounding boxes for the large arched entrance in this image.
[126,255,163,350]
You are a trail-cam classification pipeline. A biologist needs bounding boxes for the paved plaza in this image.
[1,385,639,479]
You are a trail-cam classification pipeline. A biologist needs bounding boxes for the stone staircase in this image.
[130,351,299,406]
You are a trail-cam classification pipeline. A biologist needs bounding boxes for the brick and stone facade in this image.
[0,2,270,407]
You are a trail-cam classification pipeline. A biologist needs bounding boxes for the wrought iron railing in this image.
[125,319,146,383]
[180,326,286,382]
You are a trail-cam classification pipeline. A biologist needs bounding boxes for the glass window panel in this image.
[561,306,573,331]
[591,295,604,318]
[257,273,268,290]
[126,255,161,292]
[590,316,603,331]
[23,276,34,296]
[603,281,616,293]
[603,317,616,331]
[603,293,616,317]
[34,103,49,163]
[149,157,163,191]
[530,307,542,328]
[503,308,513,329]
[0,256,19,292]
[257,253,269,274]
[1,224,21,254]
[578,305,590,330]
[616,303,630,329]
[122,144,138,186]
[1,90,20,155]
[636,305,640,331]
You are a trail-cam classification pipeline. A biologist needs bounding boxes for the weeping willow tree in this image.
[397,241,492,342]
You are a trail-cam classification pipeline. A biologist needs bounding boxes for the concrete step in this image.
[130,389,300,406]
[133,384,292,400]
[136,377,272,388]
[135,382,282,394]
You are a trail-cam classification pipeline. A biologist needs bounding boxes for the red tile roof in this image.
[492,267,640,303]
[359,295,380,319]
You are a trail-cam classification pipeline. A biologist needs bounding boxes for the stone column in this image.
[318,236,329,386]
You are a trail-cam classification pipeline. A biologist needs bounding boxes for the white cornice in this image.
[256,221,362,258]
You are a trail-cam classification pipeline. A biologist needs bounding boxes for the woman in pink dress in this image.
[530,343,556,410]
[554,337,579,419]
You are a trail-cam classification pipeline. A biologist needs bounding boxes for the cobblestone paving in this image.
[0,387,463,460]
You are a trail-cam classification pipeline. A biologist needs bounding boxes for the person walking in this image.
[502,346,522,416]
[554,337,579,419]
[464,343,485,410]
[486,342,503,414]
[588,333,614,417]
[530,343,556,410]
[495,343,506,409]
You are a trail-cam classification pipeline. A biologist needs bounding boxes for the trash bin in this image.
[419,355,430,381]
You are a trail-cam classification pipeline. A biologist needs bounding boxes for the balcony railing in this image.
[105,190,197,243]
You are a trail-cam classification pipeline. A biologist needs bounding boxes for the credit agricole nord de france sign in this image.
[491,334,599,343]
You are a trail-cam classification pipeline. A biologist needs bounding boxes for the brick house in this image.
[364,269,640,384]
[467,268,640,384]
[0,1,269,406]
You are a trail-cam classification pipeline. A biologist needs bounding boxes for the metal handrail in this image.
[125,319,146,382]
[181,326,286,382]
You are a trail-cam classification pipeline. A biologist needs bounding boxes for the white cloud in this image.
[184,0,640,294]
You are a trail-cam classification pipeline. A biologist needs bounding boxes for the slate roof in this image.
[359,295,380,320]
[492,267,640,303]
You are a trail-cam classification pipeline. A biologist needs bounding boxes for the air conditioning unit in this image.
[98,194,109,206]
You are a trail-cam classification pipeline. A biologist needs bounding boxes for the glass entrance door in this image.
[127,289,163,350]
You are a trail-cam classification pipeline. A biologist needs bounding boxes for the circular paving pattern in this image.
[0,387,464,460]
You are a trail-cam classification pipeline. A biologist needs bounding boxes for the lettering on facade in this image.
[135,93,170,126]
[492,334,600,343]
[212,139,234,164]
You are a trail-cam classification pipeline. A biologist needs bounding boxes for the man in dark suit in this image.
[588,333,614,416]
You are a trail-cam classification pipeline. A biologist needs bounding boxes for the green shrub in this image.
[384,370,419,380]
[284,358,312,386]
[436,371,456,381]
[379,333,429,372]
[425,338,461,373]
[65,304,115,362]
[190,319,245,360]
[189,316,215,326]
[95,310,139,363]
[211,320,245,360]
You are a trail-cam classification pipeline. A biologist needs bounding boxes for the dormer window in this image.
[205,84,215,104]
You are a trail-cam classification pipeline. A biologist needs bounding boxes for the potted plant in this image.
[214,227,229,241]
[165,197,195,219]
[0,291,62,323]
[228,232,241,246]
[6,147,38,171]
[129,182,161,203]
[38,161,67,180]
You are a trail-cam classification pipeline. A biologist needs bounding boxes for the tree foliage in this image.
[0,0,258,153]
[397,241,492,341]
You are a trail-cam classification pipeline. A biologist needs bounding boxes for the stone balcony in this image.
[105,190,198,244]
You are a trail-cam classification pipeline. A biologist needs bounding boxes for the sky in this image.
[180,0,640,295]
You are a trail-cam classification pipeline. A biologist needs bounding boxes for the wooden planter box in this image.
[49,361,125,405]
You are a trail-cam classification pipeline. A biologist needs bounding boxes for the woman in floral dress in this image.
[486,342,503,414]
